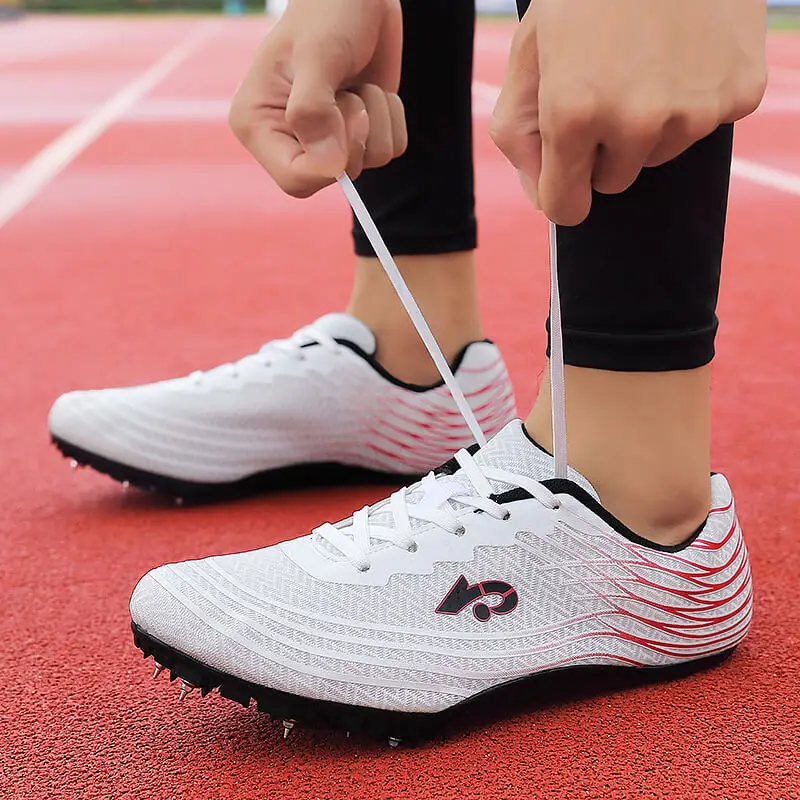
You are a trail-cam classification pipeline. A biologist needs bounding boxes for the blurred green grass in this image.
[769,12,800,30]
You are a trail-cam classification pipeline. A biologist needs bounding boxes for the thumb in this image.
[286,42,350,178]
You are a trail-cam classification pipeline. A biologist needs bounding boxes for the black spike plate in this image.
[54,436,417,502]
[132,622,738,745]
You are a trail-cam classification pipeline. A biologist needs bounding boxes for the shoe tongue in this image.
[313,419,600,563]
[473,419,600,500]
[310,313,376,355]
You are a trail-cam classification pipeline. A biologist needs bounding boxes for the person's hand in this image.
[490,0,767,225]
[229,0,406,198]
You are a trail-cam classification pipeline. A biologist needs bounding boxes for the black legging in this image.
[353,0,733,374]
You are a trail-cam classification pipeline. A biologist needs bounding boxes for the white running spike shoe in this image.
[130,420,752,743]
[49,314,516,499]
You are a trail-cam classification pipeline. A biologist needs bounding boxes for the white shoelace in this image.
[190,325,340,385]
[324,176,569,570]
[314,448,560,572]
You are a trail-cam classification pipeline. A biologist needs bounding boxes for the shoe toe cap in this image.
[49,389,124,452]
[130,565,200,652]
[129,559,278,685]
[49,391,92,438]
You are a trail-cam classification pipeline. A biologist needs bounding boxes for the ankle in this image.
[591,479,711,547]
[524,363,712,548]
[365,326,474,384]
[347,252,483,384]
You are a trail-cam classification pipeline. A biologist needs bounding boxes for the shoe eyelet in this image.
[502,510,512,521]
[407,542,418,553]
[454,526,466,537]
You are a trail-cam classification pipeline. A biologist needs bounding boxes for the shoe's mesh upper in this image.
[50,315,517,482]
[472,420,598,496]
[131,423,752,714]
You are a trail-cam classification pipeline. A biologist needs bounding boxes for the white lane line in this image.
[473,80,501,103]
[0,24,216,231]
[732,158,800,197]
[2,66,797,224]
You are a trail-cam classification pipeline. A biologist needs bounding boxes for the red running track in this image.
[1,15,799,800]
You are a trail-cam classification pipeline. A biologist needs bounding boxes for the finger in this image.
[228,79,328,196]
[337,91,369,180]
[490,94,543,202]
[517,168,542,208]
[720,68,768,124]
[592,122,662,195]
[285,38,351,178]
[386,92,408,159]
[490,31,543,206]
[248,125,339,198]
[537,99,597,225]
[644,109,720,167]
[356,84,395,169]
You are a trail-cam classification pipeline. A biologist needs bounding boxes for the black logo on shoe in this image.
[435,575,518,621]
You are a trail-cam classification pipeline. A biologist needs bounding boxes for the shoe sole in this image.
[53,436,419,502]
[132,621,739,745]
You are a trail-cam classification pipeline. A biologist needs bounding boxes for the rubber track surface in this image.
[2,16,800,800]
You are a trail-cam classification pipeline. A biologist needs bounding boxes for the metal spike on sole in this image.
[174,497,184,507]
[178,680,196,701]
[69,459,79,470]
[388,737,402,748]
[122,481,130,489]
[152,662,165,680]
[282,720,296,739]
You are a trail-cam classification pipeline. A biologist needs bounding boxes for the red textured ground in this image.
[1,15,799,800]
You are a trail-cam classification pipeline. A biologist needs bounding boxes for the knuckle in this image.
[544,95,598,136]
[683,110,720,143]
[488,116,509,147]
[284,99,319,129]
[735,71,768,117]
[665,96,719,141]
[620,107,667,142]
[227,98,250,141]
[488,116,523,156]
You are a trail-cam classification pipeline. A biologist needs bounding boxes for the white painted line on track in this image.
[473,80,501,104]
[1,68,797,228]
[732,158,800,197]
[0,23,216,231]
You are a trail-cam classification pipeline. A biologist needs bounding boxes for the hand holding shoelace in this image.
[490,0,767,225]
[314,448,561,573]
[229,0,407,198]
